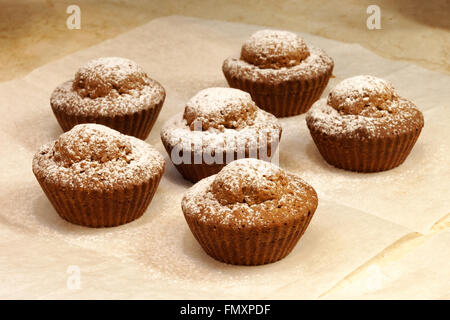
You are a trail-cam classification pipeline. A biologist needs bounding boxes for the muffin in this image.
[306,75,424,172]
[181,158,318,265]
[160,87,282,183]
[32,123,165,227]
[223,30,334,117]
[51,57,165,140]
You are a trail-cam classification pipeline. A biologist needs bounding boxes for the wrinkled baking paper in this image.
[322,231,450,299]
[0,16,448,299]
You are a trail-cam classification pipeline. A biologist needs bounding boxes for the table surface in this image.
[0,1,449,300]
[1,0,449,83]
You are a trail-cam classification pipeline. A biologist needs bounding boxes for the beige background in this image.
[1,0,449,82]
[0,1,449,299]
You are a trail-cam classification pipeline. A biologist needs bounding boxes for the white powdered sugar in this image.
[76,57,145,84]
[51,57,165,117]
[327,75,398,115]
[307,96,424,139]
[223,46,334,83]
[33,124,165,191]
[307,75,424,138]
[161,88,282,154]
[181,159,317,227]
[241,30,310,69]
[183,87,258,130]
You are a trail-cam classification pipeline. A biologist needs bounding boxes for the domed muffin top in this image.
[306,75,424,138]
[72,57,149,99]
[327,75,399,117]
[223,31,334,85]
[241,30,310,69]
[51,57,165,116]
[53,123,133,167]
[182,159,318,227]
[210,158,290,206]
[161,88,281,153]
[33,124,165,191]
[183,87,258,130]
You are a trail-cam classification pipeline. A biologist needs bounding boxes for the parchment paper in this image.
[0,16,448,299]
[321,231,450,299]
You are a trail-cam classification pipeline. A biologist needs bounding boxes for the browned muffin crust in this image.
[51,57,165,117]
[240,30,310,69]
[33,123,165,191]
[160,88,282,182]
[183,159,317,227]
[50,57,165,139]
[223,47,333,89]
[182,159,318,265]
[222,29,334,117]
[306,75,424,140]
[161,87,281,153]
[32,124,165,227]
[306,75,424,172]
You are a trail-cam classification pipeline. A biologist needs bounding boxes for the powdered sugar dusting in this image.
[327,75,398,116]
[33,124,165,191]
[183,87,258,130]
[51,57,165,116]
[307,99,425,138]
[182,159,318,227]
[223,46,333,84]
[241,30,310,69]
[161,88,282,153]
[76,57,147,89]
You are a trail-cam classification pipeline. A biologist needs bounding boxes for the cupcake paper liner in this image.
[52,98,164,140]
[223,67,333,117]
[307,125,423,172]
[184,208,315,265]
[34,170,164,228]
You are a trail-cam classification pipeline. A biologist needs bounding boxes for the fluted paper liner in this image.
[224,66,333,117]
[34,170,164,228]
[52,97,165,140]
[308,126,423,172]
[184,207,316,265]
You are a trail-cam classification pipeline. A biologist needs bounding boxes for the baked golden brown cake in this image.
[306,75,424,172]
[32,123,165,227]
[51,57,165,140]
[181,158,318,265]
[223,30,334,117]
[160,87,282,183]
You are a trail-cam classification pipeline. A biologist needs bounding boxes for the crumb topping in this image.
[33,124,165,191]
[182,159,318,227]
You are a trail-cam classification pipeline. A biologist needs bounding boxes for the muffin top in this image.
[33,124,165,191]
[223,30,333,85]
[181,158,318,228]
[240,30,310,69]
[51,57,165,116]
[306,75,424,139]
[161,87,282,153]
